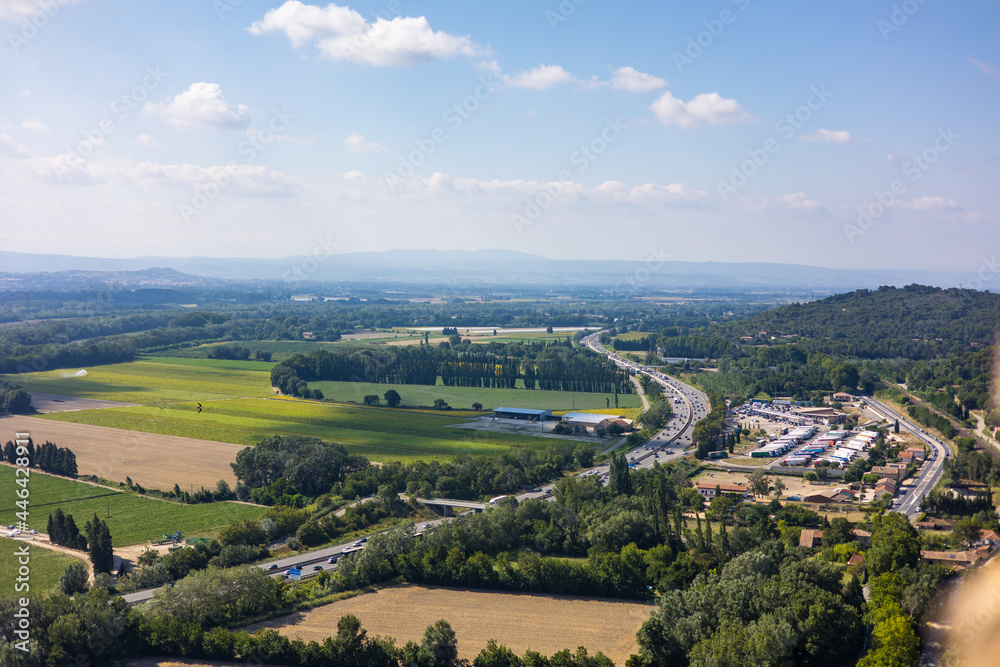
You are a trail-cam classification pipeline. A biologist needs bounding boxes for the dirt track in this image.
[246,584,653,663]
[0,415,244,492]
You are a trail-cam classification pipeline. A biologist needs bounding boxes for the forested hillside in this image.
[715,285,1000,359]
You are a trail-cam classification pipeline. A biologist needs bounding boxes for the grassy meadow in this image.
[38,398,557,461]
[0,538,81,594]
[4,355,621,462]
[311,379,640,411]
[0,467,266,546]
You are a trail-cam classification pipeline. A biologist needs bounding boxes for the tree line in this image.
[270,344,634,399]
[2,438,77,476]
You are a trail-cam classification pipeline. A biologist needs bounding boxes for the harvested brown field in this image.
[0,415,244,492]
[246,584,654,664]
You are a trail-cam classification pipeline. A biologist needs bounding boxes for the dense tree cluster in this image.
[83,514,114,575]
[337,443,590,502]
[2,438,77,476]
[47,509,87,550]
[231,435,370,499]
[0,380,33,414]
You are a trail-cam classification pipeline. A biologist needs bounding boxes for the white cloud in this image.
[650,91,753,128]
[144,83,251,131]
[384,171,705,207]
[771,192,822,210]
[893,196,961,211]
[505,64,574,91]
[20,119,50,134]
[136,134,161,147]
[0,0,82,21]
[128,161,300,196]
[798,129,864,144]
[249,1,484,67]
[970,57,999,78]
[343,132,388,155]
[30,153,102,184]
[610,66,667,92]
[0,133,29,158]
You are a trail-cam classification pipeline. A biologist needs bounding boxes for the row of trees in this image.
[2,438,77,476]
[271,345,634,398]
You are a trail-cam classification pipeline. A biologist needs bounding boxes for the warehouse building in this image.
[492,407,553,421]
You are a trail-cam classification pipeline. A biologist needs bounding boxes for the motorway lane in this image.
[863,395,950,517]
[124,334,708,606]
[121,518,452,605]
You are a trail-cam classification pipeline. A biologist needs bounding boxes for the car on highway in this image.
[268,563,278,570]
[327,556,338,564]
[313,565,323,571]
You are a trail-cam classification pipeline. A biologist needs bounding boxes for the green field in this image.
[0,358,272,405]
[311,380,640,411]
[0,467,266,546]
[6,357,614,462]
[0,538,80,594]
[146,340,352,361]
[38,398,560,461]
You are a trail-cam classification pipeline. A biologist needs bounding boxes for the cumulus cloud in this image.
[798,129,865,144]
[0,0,82,21]
[650,91,753,128]
[343,132,388,155]
[504,64,575,90]
[610,66,667,92]
[136,134,161,147]
[249,1,484,67]
[0,133,29,158]
[144,83,251,131]
[20,119,50,134]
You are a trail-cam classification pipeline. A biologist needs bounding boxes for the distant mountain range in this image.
[0,249,968,292]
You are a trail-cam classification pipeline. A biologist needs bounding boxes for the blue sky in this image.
[0,0,997,271]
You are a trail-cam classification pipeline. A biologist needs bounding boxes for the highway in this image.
[863,394,951,518]
[124,331,710,606]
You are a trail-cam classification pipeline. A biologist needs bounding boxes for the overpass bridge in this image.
[417,498,487,516]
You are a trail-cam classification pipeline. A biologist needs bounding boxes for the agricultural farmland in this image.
[6,357,599,463]
[0,466,266,545]
[0,537,81,594]
[310,379,640,410]
[1,414,245,491]
[0,358,272,406]
[246,584,653,664]
[38,398,558,462]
